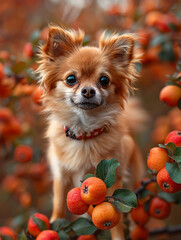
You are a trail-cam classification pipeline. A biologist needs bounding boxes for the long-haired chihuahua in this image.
[37,25,145,240]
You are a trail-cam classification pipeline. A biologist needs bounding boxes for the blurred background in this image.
[0,0,181,239]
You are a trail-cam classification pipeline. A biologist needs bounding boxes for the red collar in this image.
[64,126,105,142]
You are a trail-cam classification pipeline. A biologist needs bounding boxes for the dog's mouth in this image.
[71,99,100,110]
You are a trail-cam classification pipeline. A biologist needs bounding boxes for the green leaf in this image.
[158,143,176,156]
[166,142,177,155]
[11,214,25,229]
[168,23,178,31]
[147,169,157,175]
[176,62,181,71]
[150,35,168,47]
[110,189,138,213]
[174,147,181,161]
[96,229,111,240]
[158,144,170,154]
[26,68,36,83]
[167,72,179,81]
[96,159,120,188]
[137,189,152,199]
[82,35,91,46]
[17,231,28,240]
[135,62,142,72]
[171,155,181,162]
[158,43,175,62]
[68,218,97,235]
[1,236,13,240]
[30,30,40,44]
[11,61,27,74]
[178,98,181,110]
[0,58,5,63]
[58,231,69,240]
[32,216,48,231]
[110,201,132,213]
[4,66,13,76]
[83,173,95,181]
[165,162,181,184]
[158,144,166,149]
[165,81,179,87]
[144,198,152,213]
[112,189,137,209]
[51,219,70,232]
[158,191,181,203]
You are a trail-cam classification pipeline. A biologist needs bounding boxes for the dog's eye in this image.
[65,75,77,86]
[99,76,110,88]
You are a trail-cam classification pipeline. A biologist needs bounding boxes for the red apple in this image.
[67,187,89,215]
[165,130,181,147]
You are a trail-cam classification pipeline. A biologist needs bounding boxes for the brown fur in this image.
[37,26,144,240]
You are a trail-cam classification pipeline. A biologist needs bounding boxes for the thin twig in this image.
[134,177,157,196]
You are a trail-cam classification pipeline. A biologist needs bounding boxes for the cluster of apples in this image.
[130,194,171,240]
[1,134,49,208]
[0,94,43,145]
[27,213,59,240]
[0,48,43,105]
[129,174,173,240]
[145,11,181,33]
[67,177,120,231]
[151,108,181,144]
[130,130,181,240]
[147,130,181,193]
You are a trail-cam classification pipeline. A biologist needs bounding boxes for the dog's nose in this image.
[81,87,96,98]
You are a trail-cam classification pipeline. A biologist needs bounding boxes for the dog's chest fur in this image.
[47,107,128,173]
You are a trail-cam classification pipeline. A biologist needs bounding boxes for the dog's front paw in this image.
[50,215,57,223]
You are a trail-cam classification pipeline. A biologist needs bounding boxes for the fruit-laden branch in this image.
[134,177,157,196]
[126,224,181,240]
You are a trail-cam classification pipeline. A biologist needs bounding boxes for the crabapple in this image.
[130,225,148,240]
[157,167,181,193]
[28,213,50,237]
[67,187,89,215]
[149,197,171,219]
[92,202,120,230]
[131,205,150,226]
[165,130,181,147]
[81,177,107,205]
[160,85,181,107]
[147,147,170,172]
[36,230,59,240]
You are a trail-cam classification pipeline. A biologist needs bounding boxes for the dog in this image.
[37,25,145,240]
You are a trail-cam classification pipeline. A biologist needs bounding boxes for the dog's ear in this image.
[43,26,84,59]
[99,32,135,67]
